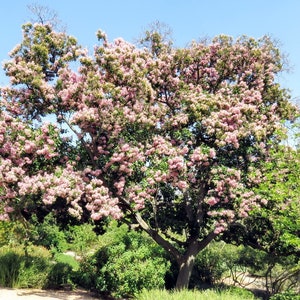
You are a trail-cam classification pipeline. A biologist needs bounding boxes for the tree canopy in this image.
[0,23,298,289]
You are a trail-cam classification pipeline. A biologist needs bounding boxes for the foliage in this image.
[75,221,169,298]
[0,219,29,247]
[1,21,298,288]
[242,250,300,296]
[66,223,99,255]
[53,252,79,271]
[225,145,300,256]
[45,262,74,290]
[220,143,299,298]
[190,241,229,286]
[136,287,257,300]
[255,146,300,256]
[0,244,51,288]
[222,245,300,297]
[28,213,69,253]
[0,242,80,290]
[270,291,300,300]
[0,247,23,287]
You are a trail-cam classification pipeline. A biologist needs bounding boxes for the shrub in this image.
[30,213,68,253]
[237,246,269,275]
[45,251,82,290]
[0,245,51,288]
[17,245,51,288]
[66,223,99,255]
[0,247,22,287]
[45,262,74,290]
[73,254,98,290]
[190,241,229,287]
[75,221,170,298]
[270,291,300,300]
[0,220,24,247]
[236,247,300,296]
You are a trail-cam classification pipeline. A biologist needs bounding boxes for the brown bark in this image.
[175,243,198,289]
[175,231,218,289]
[134,212,218,290]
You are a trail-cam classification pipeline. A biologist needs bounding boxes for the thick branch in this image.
[134,212,182,262]
[196,230,218,252]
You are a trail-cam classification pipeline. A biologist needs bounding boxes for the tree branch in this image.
[134,212,182,262]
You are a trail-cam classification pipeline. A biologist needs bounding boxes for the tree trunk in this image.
[175,232,218,290]
[133,212,218,290]
[175,253,196,290]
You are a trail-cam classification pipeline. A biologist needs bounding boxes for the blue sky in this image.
[1,0,299,106]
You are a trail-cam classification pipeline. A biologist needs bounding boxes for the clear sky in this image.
[1,0,299,106]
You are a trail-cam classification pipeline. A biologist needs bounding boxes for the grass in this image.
[53,252,80,271]
[136,287,259,300]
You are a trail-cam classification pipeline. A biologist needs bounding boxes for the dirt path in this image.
[0,288,101,300]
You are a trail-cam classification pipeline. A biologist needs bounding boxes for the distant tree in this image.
[0,23,298,289]
[27,3,65,31]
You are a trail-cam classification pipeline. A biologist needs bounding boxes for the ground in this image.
[0,288,102,300]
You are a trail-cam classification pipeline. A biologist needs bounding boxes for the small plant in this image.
[235,246,300,296]
[0,220,24,247]
[0,247,22,287]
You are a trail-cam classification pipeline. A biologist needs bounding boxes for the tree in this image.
[224,144,300,257]
[27,4,65,31]
[0,23,298,289]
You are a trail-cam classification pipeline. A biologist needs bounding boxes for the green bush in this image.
[45,262,74,289]
[236,246,300,296]
[73,254,98,289]
[0,220,26,247]
[45,252,82,290]
[17,246,51,288]
[237,246,269,275]
[190,241,229,287]
[66,223,99,255]
[0,248,22,287]
[30,214,69,253]
[75,221,170,298]
[270,291,300,300]
[0,245,51,288]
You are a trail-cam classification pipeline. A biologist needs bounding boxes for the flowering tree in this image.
[0,23,298,289]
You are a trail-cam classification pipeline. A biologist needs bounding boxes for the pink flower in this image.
[177,180,188,190]
[209,148,216,158]
[206,197,219,206]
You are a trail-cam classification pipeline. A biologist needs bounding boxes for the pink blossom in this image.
[209,148,216,158]
[206,197,219,206]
